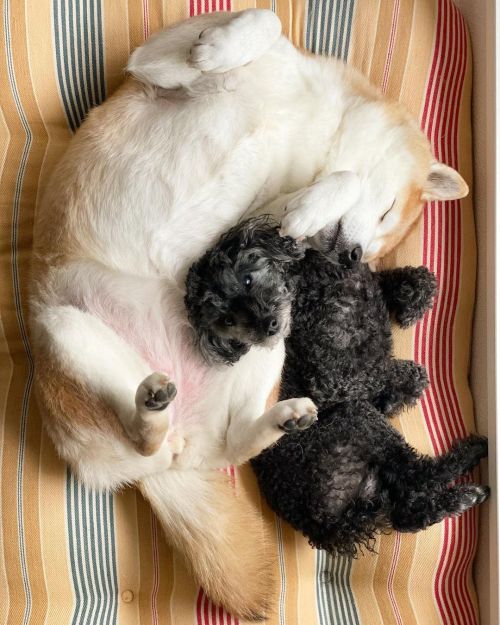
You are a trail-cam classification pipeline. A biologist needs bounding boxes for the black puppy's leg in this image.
[374,359,428,416]
[426,434,488,481]
[383,435,488,531]
[390,482,490,532]
[377,266,437,327]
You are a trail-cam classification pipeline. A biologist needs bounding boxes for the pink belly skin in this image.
[83,293,210,428]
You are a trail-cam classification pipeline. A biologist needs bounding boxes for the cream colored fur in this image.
[31,10,469,619]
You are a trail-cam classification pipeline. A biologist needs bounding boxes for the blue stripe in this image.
[305,0,355,60]
[52,0,106,131]
[316,551,360,625]
[66,471,119,625]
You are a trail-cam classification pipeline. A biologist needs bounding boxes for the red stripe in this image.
[143,0,150,39]
[417,2,477,624]
[190,0,195,17]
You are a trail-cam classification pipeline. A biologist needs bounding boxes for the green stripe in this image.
[53,0,106,131]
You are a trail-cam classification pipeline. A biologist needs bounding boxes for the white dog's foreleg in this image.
[255,171,362,240]
[127,9,282,89]
[34,305,176,456]
[224,397,318,465]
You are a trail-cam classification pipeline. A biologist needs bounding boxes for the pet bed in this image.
[0,1,480,624]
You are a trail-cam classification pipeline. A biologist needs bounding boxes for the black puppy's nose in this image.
[267,318,279,336]
[350,246,363,262]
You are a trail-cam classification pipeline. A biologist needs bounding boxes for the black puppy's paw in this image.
[379,266,437,327]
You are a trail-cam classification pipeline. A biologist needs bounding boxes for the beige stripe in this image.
[128,0,148,53]
[148,0,164,35]
[103,0,131,95]
[161,0,190,28]
[38,433,75,625]
[0,106,10,179]
[156,521,175,625]
[350,547,384,625]
[348,0,381,77]
[408,525,443,624]
[115,490,142,625]
[0,314,12,625]
[295,537,318,625]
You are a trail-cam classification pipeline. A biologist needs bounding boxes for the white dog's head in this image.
[306,99,468,265]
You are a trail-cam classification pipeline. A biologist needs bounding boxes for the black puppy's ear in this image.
[265,233,306,264]
[198,332,249,366]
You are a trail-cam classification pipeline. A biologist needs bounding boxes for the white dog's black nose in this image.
[350,246,362,262]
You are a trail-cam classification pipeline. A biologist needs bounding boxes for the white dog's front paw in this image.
[273,397,318,432]
[280,171,361,240]
[135,372,177,413]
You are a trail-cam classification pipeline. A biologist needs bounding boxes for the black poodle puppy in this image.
[252,246,488,555]
[185,217,304,365]
[185,218,489,557]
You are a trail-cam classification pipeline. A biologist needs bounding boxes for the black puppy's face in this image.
[185,218,304,365]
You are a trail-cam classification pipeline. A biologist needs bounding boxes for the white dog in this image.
[31,9,468,619]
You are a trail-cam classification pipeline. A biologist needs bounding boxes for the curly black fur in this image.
[252,247,489,555]
[185,217,304,366]
[185,218,489,556]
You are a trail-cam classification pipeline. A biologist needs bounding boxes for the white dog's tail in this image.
[138,469,275,620]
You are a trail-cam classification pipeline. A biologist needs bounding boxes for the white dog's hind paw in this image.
[136,372,177,413]
[274,397,318,432]
[189,27,244,73]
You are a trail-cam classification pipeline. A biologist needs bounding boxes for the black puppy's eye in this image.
[243,275,252,288]
[224,316,235,327]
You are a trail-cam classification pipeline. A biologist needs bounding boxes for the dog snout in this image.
[267,317,279,336]
[338,244,363,267]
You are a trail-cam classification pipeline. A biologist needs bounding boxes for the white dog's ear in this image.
[421,162,469,201]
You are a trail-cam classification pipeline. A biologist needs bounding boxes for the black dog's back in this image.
[282,251,393,408]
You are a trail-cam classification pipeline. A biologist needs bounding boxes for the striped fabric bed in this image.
[0,1,479,624]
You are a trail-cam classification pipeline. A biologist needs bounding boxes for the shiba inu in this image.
[31,9,468,619]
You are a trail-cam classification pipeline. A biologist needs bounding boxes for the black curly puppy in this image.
[185,218,489,557]
[251,245,488,556]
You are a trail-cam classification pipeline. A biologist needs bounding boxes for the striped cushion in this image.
[0,1,479,624]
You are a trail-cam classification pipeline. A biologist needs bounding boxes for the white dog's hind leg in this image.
[127,9,281,89]
[225,397,318,465]
[189,9,282,73]
[34,305,175,456]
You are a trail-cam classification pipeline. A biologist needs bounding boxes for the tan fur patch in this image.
[34,345,127,449]
[372,184,425,261]
[140,471,277,621]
